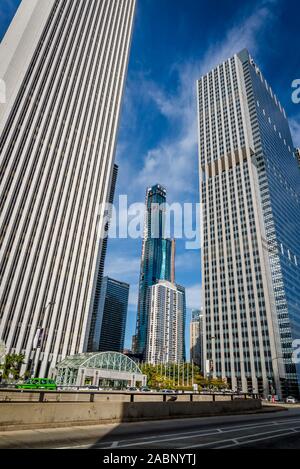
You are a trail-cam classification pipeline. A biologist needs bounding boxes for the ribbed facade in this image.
[146,280,185,365]
[198,49,300,397]
[0,0,136,377]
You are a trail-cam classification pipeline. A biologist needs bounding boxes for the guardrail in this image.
[0,388,261,404]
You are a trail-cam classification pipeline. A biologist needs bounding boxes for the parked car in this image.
[140,387,151,392]
[127,386,138,392]
[16,378,57,391]
[161,389,174,394]
[267,394,280,402]
[286,396,297,404]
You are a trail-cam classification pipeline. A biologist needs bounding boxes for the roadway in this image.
[1,407,300,449]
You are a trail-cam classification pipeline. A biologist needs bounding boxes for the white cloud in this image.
[290,116,300,147]
[109,1,278,322]
[175,251,201,273]
[195,2,276,78]
[105,254,140,279]
[116,1,278,203]
[128,283,139,308]
[105,253,140,308]
[185,284,202,310]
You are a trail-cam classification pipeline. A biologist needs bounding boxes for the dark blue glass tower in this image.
[98,277,129,353]
[134,185,174,358]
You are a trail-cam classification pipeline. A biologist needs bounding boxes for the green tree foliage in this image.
[140,362,228,391]
[0,354,25,380]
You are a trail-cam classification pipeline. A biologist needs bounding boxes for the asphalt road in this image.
[1,408,300,449]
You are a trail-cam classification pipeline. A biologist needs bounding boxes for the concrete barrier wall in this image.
[0,399,262,431]
[0,391,253,403]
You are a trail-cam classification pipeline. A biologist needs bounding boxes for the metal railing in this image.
[0,388,261,404]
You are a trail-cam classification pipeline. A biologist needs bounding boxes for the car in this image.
[140,387,151,393]
[161,389,174,394]
[16,378,57,391]
[127,387,138,392]
[267,394,280,402]
[286,396,297,404]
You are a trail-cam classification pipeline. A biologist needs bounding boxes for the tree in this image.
[0,354,25,381]
[140,362,229,391]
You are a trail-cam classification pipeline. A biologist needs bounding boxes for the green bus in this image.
[16,378,57,391]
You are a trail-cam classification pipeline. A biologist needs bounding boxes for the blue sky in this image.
[1,0,300,354]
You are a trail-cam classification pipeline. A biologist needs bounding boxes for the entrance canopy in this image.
[56,351,146,388]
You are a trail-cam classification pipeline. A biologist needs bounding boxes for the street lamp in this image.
[270,355,284,401]
[30,301,55,378]
[207,336,215,391]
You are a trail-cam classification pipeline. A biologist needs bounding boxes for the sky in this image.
[1,0,300,354]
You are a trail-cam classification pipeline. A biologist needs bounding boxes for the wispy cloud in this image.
[112,0,278,322]
[195,1,277,78]
[186,284,203,310]
[290,115,300,147]
[116,1,278,204]
[105,254,140,279]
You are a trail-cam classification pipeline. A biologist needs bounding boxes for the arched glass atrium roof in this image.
[57,351,142,375]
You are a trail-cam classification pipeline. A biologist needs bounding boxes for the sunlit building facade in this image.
[146,281,185,365]
[198,49,300,397]
[190,309,203,370]
[0,0,136,377]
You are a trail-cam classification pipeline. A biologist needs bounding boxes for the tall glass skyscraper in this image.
[198,49,300,397]
[0,0,136,377]
[134,185,175,358]
[296,148,300,168]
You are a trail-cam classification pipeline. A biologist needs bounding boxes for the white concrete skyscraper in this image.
[190,309,203,369]
[0,0,136,377]
[198,50,300,398]
[146,280,185,365]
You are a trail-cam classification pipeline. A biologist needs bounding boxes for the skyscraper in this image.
[97,277,129,353]
[198,49,300,397]
[190,309,203,369]
[0,0,136,377]
[87,164,118,352]
[146,280,185,365]
[296,148,300,168]
[134,185,175,358]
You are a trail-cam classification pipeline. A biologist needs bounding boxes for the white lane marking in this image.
[56,418,300,449]
[108,419,299,448]
[102,431,220,448]
[101,424,276,448]
[184,427,300,449]
[53,425,240,448]
[100,421,288,448]
[216,428,300,449]
[57,444,92,449]
[110,441,119,448]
